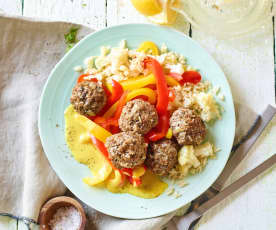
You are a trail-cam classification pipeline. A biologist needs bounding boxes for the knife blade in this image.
[173,154,276,230]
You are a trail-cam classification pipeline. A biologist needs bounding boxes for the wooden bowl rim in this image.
[39,196,86,230]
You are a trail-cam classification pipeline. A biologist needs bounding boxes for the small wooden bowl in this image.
[38,196,86,230]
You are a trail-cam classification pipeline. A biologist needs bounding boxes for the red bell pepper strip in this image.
[145,84,157,90]
[121,168,133,177]
[181,71,201,84]
[89,134,125,183]
[128,177,142,187]
[168,89,175,102]
[144,57,169,115]
[113,90,129,120]
[89,134,116,170]
[93,117,119,134]
[108,80,124,105]
[169,71,201,85]
[93,82,120,117]
[145,112,170,142]
[132,95,148,101]
[92,91,128,132]
[77,74,98,83]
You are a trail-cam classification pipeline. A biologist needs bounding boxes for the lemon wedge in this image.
[130,0,163,16]
[148,0,179,25]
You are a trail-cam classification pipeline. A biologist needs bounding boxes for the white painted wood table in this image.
[1,1,276,230]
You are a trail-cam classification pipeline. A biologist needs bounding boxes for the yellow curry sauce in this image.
[65,105,168,198]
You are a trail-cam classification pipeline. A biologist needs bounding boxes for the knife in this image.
[173,153,276,230]
[173,104,276,229]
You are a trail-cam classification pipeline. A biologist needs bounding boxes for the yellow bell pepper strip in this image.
[106,74,179,91]
[74,111,111,143]
[106,169,125,187]
[137,41,160,55]
[144,57,169,115]
[83,162,112,186]
[103,88,157,118]
[166,76,179,87]
[165,128,173,139]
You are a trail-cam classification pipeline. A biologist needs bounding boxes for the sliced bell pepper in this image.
[108,79,124,105]
[144,57,169,115]
[128,177,142,187]
[74,110,111,143]
[93,116,119,133]
[83,162,112,186]
[165,128,173,139]
[168,89,176,102]
[106,74,179,91]
[89,134,125,185]
[132,95,149,101]
[77,74,98,83]
[137,41,159,55]
[169,71,202,85]
[113,90,129,120]
[145,112,170,142]
[103,88,156,118]
[121,166,146,187]
[89,134,114,168]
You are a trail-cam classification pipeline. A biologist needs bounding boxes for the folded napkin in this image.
[0,13,273,230]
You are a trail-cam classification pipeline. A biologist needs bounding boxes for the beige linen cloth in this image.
[0,13,273,230]
[0,13,175,230]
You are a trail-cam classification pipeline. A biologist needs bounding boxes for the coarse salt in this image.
[49,206,81,230]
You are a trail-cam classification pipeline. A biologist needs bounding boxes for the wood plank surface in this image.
[1,1,276,230]
[0,0,22,15]
[23,0,106,29]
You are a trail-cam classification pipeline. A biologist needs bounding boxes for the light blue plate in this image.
[39,24,235,219]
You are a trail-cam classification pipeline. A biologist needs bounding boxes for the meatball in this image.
[170,107,206,145]
[70,81,106,116]
[119,99,158,134]
[146,139,178,176]
[105,132,147,169]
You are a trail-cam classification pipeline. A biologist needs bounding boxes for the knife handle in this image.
[198,154,276,215]
[212,105,276,191]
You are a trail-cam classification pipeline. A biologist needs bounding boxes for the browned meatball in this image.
[146,139,178,176]
[105,132,147,169]
[118,99,158,134]
[70,81,106,116]
[170,107,206,145]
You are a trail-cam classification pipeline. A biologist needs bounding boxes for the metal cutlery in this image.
[174,154,276,230]
[173,104,276,229]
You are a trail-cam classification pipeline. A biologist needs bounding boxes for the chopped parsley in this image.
[64,27,79,52]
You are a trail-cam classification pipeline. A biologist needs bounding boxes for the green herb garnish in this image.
[64,27,79,52]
